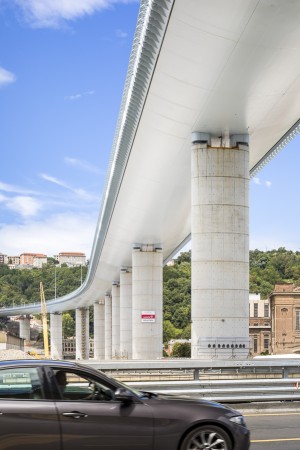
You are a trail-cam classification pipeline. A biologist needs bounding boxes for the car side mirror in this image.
[114,388,134,403]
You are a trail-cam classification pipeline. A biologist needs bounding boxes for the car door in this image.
[0,366,61,450]
[52,369,154,450]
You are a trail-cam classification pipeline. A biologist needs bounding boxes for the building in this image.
[62,337,93,359]
[33,254,47,268]
[269,283,300,355]
[6,256,20,266]
[57,252,86,266]
[0,331,24,351]
[0,253,6,265]
[249,294,271,356]
[20,253,47,268]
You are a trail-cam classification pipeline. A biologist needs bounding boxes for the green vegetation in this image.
[249,247,300,297]
[171,341,191,358]
[0,264,87,307]
[163,251,191,344]
[1,247,300,344]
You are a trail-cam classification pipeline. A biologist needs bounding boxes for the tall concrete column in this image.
[132,244,163,359]
[191,132,250,359]
[75,307,89,360]
[50,313,62,359]
[19,315,30,341]
[104,293,112,360]
[94,300,105,359]
[111,283,120,358]
[120,268,132,359]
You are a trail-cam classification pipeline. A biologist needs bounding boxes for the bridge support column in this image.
[132,244,163,359]
[104,293,112,360]
[19,315,30,341]
[120,267,132,359]
[191,133,250,359]
[50,313,62,359]
[112,283,120,358]
[75,307,89,360]
[94,300,105,359]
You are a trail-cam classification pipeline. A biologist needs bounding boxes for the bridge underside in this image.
[3,0,300,316]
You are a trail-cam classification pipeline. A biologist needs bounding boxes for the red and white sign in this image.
[141,311,156,323]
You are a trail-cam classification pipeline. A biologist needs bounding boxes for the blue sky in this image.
[0,0,299,259]
[0,0,139,257]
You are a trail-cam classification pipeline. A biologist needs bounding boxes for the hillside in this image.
[0,248,300,343]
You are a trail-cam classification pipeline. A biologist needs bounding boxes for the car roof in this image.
[0,359,79,368]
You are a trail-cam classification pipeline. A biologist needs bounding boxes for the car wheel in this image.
[180,425,232,450]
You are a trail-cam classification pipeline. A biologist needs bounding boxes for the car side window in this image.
[54,370,115,402]
[0,367,43,400]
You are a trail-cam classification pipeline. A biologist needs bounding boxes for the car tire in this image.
[180,425,232,450]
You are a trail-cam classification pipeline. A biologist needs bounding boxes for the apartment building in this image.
[249,293,271,356]
[269,283,300,355]
[57,252,86,266]
[7,256,20,266]
[20,253,47,268]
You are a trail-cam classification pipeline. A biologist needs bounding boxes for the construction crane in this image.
[40,282,49,358]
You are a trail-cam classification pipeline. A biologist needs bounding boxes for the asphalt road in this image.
[235,405,300,450]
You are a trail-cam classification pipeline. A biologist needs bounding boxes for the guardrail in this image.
[126,378,300,403]
[82,359,300,402]
[84,358,300,381]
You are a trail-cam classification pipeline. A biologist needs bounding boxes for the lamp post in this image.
[54,265,57,299]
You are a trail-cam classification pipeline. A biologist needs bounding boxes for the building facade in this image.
[7,256,20,266]
[20,253,47,267]
[249,294,271,356]
[270,283,300,355]
[57,252,86,266]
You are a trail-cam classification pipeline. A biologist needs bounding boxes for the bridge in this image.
[2,0,300,361]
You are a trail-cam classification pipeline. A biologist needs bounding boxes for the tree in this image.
[62,313,75,338]
[163,320,181,344]
[172,342,191,358]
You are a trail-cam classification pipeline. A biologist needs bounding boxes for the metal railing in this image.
[126,378,300,403]
[83,359,300,402]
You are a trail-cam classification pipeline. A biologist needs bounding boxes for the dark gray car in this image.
[0,359,250,450]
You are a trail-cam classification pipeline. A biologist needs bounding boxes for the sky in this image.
[0,0,300,259]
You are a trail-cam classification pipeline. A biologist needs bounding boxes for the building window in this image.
[264,337,269,350]
[253,336,258,353]
[254,303,258,318]
[264,304,269,317]
[296,310,300,331]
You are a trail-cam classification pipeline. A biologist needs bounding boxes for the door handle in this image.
[62,411,88,419]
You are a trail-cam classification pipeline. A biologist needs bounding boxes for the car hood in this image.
[142,391,241,416]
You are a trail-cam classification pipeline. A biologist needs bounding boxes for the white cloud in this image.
[40,173,98,201]
[0,67,16,86]
[40,173,69,189]
[64,157,102,175]
[6,196,42,217]
[13,0,138,28]
[115,28,128,38]
[252,177,272,188]
[65,93,82,101]
[64,90,95,101]
[0,181,39,196]
[0,212,97,258]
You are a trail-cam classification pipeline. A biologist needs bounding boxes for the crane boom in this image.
[40,282,49,358]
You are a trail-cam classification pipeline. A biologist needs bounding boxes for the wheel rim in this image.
[187,429,228,450]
